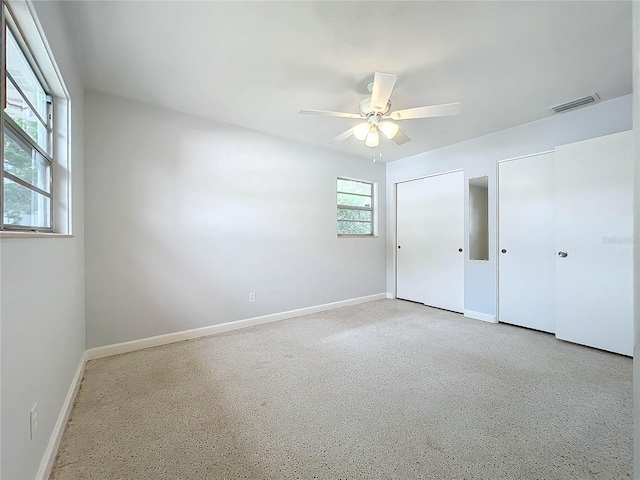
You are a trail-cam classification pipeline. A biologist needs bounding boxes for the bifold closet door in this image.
[498,153,556,333]
[554,131,633,356]
[396,171,464,312]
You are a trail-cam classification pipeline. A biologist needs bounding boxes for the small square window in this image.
[337,178,374,236]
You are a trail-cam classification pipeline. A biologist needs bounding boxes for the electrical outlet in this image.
[249,292,256,303]
[30,403,38,440]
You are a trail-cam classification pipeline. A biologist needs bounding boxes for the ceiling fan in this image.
[299,72,461,149]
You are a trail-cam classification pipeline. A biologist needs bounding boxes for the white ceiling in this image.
[59,1,632,162]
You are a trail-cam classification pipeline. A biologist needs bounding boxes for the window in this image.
[2,5,54,231]
[337,178,374,236]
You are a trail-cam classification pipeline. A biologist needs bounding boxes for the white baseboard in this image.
[386,292,394,299]
[464,310,497,323]
[86,293,388,361]
[36,351,87,480]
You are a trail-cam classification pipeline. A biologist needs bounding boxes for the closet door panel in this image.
[498,153,556,333]
[396,178,429,303]
[421,171,464,312]
[554,131,633,356]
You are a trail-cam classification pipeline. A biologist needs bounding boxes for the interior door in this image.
[498,153,556,333]
[554,131,633,356]
[396,171,464,312]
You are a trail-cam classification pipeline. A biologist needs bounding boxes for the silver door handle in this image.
[558,251,568,258]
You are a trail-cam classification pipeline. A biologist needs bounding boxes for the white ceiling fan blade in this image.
[370,72,397,112]
[299,109,362,119]
[389,102,461,120]
[329,128,354,143]
[392,129,411,145]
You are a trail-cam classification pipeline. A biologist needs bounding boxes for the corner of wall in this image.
[631,2,639,478]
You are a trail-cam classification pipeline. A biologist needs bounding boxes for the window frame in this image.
[1,3,54,232]
[337,177,375,237]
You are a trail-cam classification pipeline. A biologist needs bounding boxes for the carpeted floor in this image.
[50,299,632,479]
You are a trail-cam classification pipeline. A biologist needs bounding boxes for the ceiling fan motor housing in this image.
[359,98,391,117]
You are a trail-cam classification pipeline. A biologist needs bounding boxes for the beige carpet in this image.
[51,299,632,479]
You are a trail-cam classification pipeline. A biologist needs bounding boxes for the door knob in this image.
[558,250,568,258]
[398,245,401,249]
[501,249,507,254]
[458,248,463,252]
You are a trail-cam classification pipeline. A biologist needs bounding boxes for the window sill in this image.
[0,231,73,238]
[337,235,379,238]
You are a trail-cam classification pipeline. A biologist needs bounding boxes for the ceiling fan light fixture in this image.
[364,126,380,147]
[379,121,399,139]
[353,122,370,141]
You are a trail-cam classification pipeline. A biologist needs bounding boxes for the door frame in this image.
[495,150,554,325]
[394,168,463,300]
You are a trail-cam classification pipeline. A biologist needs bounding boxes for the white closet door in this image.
[554,131,633,356]
[498,153,556,333]
[422,171,464,312]
[396,178,430,303]
[396,171,464,312]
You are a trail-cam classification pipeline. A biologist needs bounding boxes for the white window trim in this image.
[1,0,72,235]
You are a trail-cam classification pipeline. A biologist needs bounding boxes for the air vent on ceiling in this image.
[549,93,600,114]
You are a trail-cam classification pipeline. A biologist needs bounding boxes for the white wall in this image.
[386,94,632,316]
[632,2,639,478]
[0,2,85,479]
[84,91,386,348]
